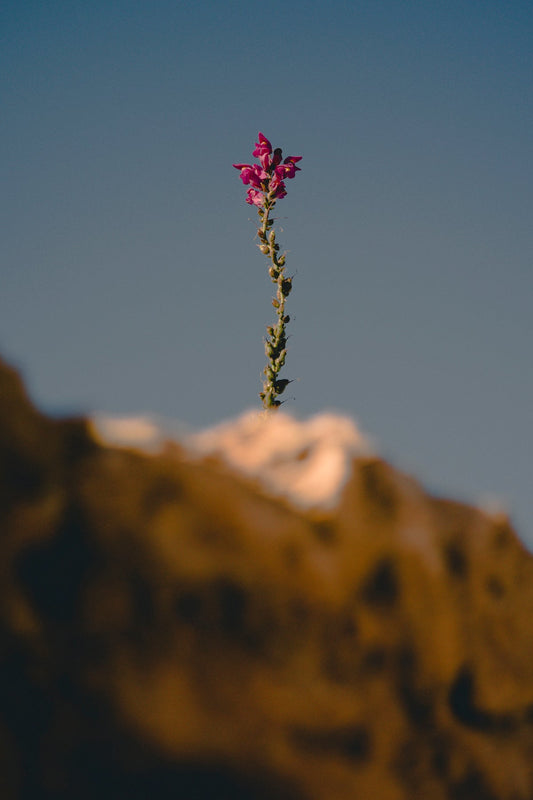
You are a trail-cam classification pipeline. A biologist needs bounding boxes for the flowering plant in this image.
[234,133,302,409]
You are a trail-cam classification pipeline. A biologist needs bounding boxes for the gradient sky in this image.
[2,0,532,543]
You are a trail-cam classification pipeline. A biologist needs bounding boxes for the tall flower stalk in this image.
[233,133,302,410]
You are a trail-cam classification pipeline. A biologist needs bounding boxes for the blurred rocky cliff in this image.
[1,355,533,799]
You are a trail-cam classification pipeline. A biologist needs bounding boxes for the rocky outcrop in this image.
[1,355,533,799]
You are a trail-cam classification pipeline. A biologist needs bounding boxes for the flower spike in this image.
[234,133,302,409]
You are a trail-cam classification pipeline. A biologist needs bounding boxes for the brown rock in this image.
[1,355,532,799]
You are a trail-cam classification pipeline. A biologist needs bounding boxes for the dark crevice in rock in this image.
[395,646,435,727]
[291,724,372,763]
[443,541,469,579]
[359,556,400,609]
[447,767,500,800]
[448,666,517,733]
[15,503,97,627]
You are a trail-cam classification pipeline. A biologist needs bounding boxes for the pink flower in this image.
[269,170,283,190]
[246,188,265,206]
[234,135,301,204]
[252,132,273,169]
[274,156,302,181]
[274,164,292,180]
[270,181,287,200]
[233,163,268,189]
[269,169,289,194]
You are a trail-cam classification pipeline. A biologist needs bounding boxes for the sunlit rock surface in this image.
[92,409,374,510]
[1,354,533,800]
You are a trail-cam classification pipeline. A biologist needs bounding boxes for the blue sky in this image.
[2,0,532,542]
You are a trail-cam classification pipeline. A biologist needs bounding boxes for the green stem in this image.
[257,198,292,410]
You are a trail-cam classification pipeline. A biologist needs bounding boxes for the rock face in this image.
[1,355,533,800]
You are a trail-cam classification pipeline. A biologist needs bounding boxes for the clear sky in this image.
[2,0,532,543]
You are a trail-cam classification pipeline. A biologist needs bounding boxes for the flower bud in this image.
[268,338,285,361]
[269,266,279,280]
[274,378,291,395]
[272,298,280,308]
[259,244,269,254]
[281,278,292,297]
[277,255,286,266]
[275,350,287,368]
